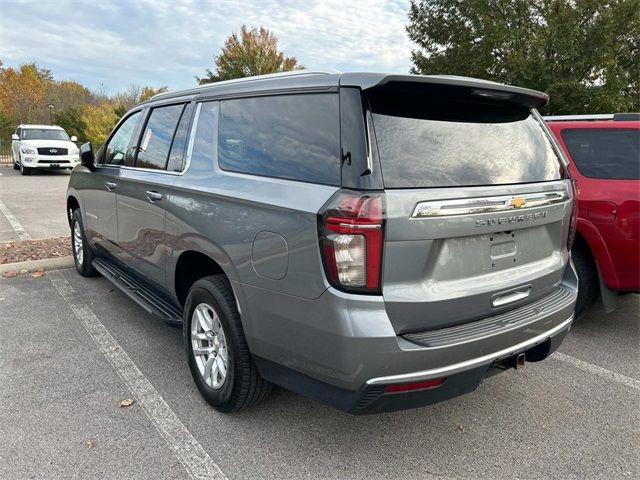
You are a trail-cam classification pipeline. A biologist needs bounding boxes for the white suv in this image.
[11,124,80,175]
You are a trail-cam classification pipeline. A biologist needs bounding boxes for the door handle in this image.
[145,191,163,202]
[105,181,117,191]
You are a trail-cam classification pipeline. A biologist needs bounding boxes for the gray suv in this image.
[67,71,578,414]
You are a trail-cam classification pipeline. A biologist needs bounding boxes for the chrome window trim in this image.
[411,190,569,218]
[110,102,202,176]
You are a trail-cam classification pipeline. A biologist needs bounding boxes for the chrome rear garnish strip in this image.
[411,191,568,218]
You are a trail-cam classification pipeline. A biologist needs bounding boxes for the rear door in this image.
[116,102,193,288]
[558,125,640,289]
[366,88,574,333]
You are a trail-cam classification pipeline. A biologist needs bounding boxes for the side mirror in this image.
[80,142,96,171]
[70,135,78,142]
[11,134,19,141]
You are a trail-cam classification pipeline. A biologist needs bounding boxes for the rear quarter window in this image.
[218,94,340,185]
[561,128,640,180]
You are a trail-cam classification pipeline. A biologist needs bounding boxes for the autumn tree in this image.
[197,25,302,84]
[140,85,169,102]
[81,103,119,146]
[0,62,52,123]
[407,0,640,114]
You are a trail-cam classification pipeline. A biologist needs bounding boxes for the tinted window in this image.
[136,104,185,170]
[167,103,194,172]
[104,111,142,165]
[190,102,218,173]
[369,92,562,188]
[561,128,640,180]
[218,94,340,185]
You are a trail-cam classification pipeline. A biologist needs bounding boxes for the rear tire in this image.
[71,209,97,277]
[184,275,271,412]
[572,242,599,318]
[12,152,19,170]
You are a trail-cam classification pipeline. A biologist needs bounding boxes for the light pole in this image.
[47,104,54,125]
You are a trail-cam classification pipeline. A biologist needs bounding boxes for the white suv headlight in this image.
[70,148,79,155]
[20,147,36,155]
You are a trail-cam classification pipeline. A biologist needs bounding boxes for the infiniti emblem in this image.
[49,149,57,153]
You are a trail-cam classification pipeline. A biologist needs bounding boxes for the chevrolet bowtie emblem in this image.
[509,196,526,208]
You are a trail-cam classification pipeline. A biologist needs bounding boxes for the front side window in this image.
[218,94,341,185]
[561,128,640,180]
[136,104,185,170]
[21,129,69,141]
[103,111,142,165]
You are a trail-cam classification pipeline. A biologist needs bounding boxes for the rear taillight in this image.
[567,179,578,249]
[319,191,385,293]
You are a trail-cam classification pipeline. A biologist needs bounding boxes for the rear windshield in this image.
[368,93,562,188]
[561,128,639,180]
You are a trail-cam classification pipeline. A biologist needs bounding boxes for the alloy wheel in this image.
[191,303,229,389]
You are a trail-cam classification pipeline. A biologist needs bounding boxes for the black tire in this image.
[572,242,599,318]
[71,209,98,277]
[12,152,19,170]
[184,275,271,412]
[20,162,31,175]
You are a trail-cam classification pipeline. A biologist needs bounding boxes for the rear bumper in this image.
[238,262,578,413]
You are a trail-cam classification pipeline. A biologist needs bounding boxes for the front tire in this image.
[20,162,31,175]
[71,209,97,277]
[184,275,271,412]
[572,242,599,318]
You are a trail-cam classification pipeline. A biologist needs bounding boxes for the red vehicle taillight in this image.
[319,191,385,294]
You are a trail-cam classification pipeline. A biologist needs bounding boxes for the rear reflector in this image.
[383,378,446,393]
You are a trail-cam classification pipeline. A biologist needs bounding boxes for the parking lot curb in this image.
[0,255,74,274]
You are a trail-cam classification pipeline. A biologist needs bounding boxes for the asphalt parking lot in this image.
[0,271,637,479]
[0,165,71,242]
[0,164,639,479]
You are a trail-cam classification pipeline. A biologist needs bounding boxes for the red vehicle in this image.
[545,113,640,317]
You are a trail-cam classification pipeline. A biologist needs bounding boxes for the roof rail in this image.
[149,69,341,101]
[613,113,640,121]
[543,114,614,121]
[543,113,640,122]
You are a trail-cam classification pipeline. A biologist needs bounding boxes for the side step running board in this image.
[93,258,183,326]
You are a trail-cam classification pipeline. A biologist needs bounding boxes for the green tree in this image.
[197,25,303,84]
[54,107,87,143]
[81,102,118,146]
[406,0,640,114]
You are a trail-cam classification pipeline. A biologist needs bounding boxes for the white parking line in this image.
[48,271,227,480]
[0,199,31,240]
[552,352,640,391]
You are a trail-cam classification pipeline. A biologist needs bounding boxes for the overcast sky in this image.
[0,0,413,94]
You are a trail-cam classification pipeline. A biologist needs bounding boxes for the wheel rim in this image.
[73,221,83,266]
[191,303,229,389]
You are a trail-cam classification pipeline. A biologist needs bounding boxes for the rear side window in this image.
[136,104,185,170]
[368,92,562,188]
[561,128,640,180]
[218,94,340,185]
[167,103,194,172]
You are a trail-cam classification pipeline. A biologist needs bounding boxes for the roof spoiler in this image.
[340,73,549,109]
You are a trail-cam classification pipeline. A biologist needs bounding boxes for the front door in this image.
[82,110,143,254]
